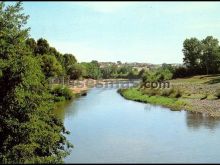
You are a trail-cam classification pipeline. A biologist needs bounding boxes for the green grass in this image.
[170,74,220,84]
[118,88,187,111]
[169,74,220,100]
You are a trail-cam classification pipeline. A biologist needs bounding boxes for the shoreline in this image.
[118,88,220,117]
[68,78,131,95]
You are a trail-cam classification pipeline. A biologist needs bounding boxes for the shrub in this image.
[50,85,73,101]
[141,88,159,96]
[160,88,174,97]
[54,96,66,102]
[169,89,182,98]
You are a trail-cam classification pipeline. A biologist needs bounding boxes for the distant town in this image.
[98,61,183,71]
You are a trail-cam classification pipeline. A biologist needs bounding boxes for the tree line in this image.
[176,36,220,77]
[25,37,147,80]
[142,36,220,83]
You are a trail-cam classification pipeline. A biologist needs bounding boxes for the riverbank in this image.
[68,78,130,96]
[118,75,220,117]
[118,88,187,111]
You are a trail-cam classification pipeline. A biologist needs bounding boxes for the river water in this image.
[54,87,220,163]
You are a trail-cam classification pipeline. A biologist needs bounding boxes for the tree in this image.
[26,38,37,54]
[160,69,173,80]
[63,54,77,73]
[201,36,220,74]
[82,61,101,79]
[181,36,220,76]
[35,38,50,55]
[0,2,72,163]
[110,65,118,78]
[67,63,86,79]
[182,38,202,72]
[101,67,112,79]
[40,55,63,78]
[138,68,146,78]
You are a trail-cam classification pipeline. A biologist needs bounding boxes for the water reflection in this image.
[54,87,220,163]
[186,111,220,130]
[53,100,73,120]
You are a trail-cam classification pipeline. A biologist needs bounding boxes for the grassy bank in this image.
[118,88,186,111]
[118,75,220,117]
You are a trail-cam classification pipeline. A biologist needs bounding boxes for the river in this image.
[53,86,220,163]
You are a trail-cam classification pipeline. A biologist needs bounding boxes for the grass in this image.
[170,74,220,84]
[118,74,220,116]
[169,74,220,100]
[118,88,187,111]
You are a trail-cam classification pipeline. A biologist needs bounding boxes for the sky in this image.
[18,2,220,64]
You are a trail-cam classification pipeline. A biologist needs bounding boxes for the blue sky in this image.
[19,2,220,64]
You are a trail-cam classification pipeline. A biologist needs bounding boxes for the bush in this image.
[160,88,182,98]
[141,88,160,96]
[173,66,190,78]
[160,88,174,97]
[169,89,182,98]
[53,96,66,102]
[50,85,73,101]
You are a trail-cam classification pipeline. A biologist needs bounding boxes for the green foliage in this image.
[67,63,87,79]
[160,88,174,97]
[50,85,73,101]
[173,66,190,78]
[81,62,102,79]
[63,54,77,73]
[141,87,182,99]
[40,54,63,78]
[180,36,220,77]
[183,38,202,71]
[142,67,173,85]
[118,88,186,111]
[201,36,220,74]
[100,66,112,79]
[26,38,37,53]
[100,64,147,79]
[0,2,72,163]
[35,38,50,55]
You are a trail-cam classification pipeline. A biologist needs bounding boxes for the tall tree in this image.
[63,54,77,73]
[201,36,220,74]
[182,38,202,72]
